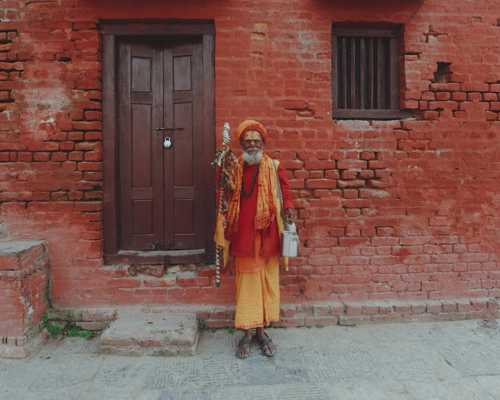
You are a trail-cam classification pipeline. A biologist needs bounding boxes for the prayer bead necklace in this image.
[240,165,259,198]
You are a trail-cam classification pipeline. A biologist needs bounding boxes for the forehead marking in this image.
[242,130,262,141]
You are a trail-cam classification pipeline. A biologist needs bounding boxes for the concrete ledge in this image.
[0,329,48,359]
[54,297,499,332]
[198,298,498,328]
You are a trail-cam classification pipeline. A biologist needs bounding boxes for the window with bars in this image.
[332,24,404,120]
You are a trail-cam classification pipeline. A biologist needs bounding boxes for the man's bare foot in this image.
[255,328,276,357]
[236,331,252,359]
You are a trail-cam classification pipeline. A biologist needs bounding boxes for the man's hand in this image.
[284,208,296,224]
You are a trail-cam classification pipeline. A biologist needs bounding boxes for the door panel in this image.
[131,57,152,92]
[172,101,195,249]
[173,55,191,91]
[119,42,163,250]
[131,104,152,188]
[168,40,203,250]
[173,103,193,187]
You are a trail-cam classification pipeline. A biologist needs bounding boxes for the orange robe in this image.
[230,164,293,258]
[231,162,293,329]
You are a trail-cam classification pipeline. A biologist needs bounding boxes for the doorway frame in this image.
[100,20,215,265]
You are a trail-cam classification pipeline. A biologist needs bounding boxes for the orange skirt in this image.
[234,233,280,329]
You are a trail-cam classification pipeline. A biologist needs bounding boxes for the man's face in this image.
[240,130,264,154]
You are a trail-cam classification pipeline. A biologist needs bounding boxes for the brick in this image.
[324,170,339,179]
[72,121,102,131]
[430,83,460,91]
[428,101,458,110]
[85,132,103,141]
[84,110,102,120]
[410,304,427,314]
[451,92,467,101]
[69,151,83,161]
[490,102,500,111]
[341,170,358,180]
[467,92,482,102]
[339,256,369,265]
[77,162,102,171]
[33,152,49,161]
[462,82,489,92]
[304,160,335,169]
[427,302,443,314]
[342,189,358,199]
[345,303,363,316]
[360,151,376,160]
[68,132,84,141]
[423,111,439,120]
[51,152,67,161]
[421,91,435,100]
[483,93,497,101]
[305,179,336,189]
[435,92,450,101]
[18,152,31,162]
[337,160,366,170]
[337,179,365,188]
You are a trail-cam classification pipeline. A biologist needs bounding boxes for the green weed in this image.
[42,313,95,339]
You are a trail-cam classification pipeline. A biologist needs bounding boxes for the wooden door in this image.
[117,37,206,252]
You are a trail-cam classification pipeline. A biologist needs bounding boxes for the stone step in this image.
[98,308,199,356]
[0,240,49,359]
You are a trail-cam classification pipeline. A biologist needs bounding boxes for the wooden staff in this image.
[212,122,233,287]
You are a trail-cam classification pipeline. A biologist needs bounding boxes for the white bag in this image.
[282,222,299,257]
[273,159,299,258]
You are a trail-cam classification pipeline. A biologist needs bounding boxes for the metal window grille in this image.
[332,24,403,119]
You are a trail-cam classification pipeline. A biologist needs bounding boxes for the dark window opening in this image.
[433,61,452,83]
[332,23,406,120]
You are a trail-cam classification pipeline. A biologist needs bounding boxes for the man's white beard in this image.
[242,150,263,165]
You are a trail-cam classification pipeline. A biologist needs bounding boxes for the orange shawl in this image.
[214,153,287,269]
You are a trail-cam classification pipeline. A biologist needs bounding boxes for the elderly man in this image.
[222,120,295,359]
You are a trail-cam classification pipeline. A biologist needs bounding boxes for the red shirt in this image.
[230,163,293,257]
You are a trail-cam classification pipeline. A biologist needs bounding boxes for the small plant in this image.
[66,325,95,339]
[42,313,95,339]
[42,314,65,337]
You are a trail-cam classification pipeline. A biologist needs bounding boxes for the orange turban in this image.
[236,119,268,143]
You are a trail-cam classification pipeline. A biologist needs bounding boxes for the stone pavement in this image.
[1,319,500,400]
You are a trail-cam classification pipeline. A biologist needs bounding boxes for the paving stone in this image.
[474,375,500,399]
[403,377,496,400]
[325,380,414,400]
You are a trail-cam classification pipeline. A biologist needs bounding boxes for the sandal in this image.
[255,331,276,357]
[236,334,252,359]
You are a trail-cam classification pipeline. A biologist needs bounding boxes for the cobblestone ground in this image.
[1,320,500,400]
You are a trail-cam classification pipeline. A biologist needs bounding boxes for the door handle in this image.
[154,127,184,134]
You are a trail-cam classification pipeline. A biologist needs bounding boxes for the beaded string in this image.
[240,166,259,198]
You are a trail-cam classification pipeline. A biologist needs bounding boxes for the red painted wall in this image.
[1,0,500,308]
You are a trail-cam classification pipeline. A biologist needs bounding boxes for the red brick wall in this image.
[1,0,499,308]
